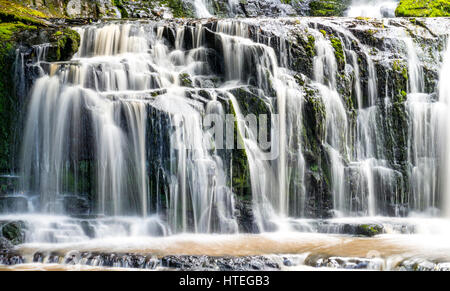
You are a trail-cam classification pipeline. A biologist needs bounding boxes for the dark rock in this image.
[0,221,26,245]
[46,28,81,62]
[283,257,293,267]
[62,195,90,216]
[350,224,384,237]
[0,252,24,265]
[160,255,280,271]
[0,237,13,251]
[235,199,259,233]
[80,221,96,238]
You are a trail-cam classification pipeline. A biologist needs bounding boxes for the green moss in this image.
[393,59,409,81]
[179,73,193,87]
[229,101,251,199]
[357,224,383,237]
[48,28,81,62]
[297,33,316,59]
[112,0,129,18]
[307,35,316,54]
[309,0,351,16]
[330,37,345,66]
[160,0,194,18]
[396,0,450,17]
[0,0,49,25]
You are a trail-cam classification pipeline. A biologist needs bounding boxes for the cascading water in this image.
[191,0,213,18]
[17,19,310,234]
[346,0,399,18]
[19,22,244,234]
[14,18,450,231]
[440,41,450,216]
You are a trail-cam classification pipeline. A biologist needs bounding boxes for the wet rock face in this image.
[235,199,259,233]
[0,196,28,214]
[62,196,90,216]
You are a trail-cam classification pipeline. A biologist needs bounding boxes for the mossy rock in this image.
[356,224,384,237]
[47,28,81,62]
[0,0,49,25]
[0,221,26,245]
[179,73,193,87]
[396,0,450,17]
[342,223,384,237]
[331,37,345,69]
[309,0,351,16]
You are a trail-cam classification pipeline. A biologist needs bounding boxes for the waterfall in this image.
[440,41,450,216]
[312,32,348,214]
[405,37,425,94]
[20,22,246,234]
[404,33,442,214]
[17,19,313,233]
[346,0,399,17]
[191,0,212,18]
[9,17,450,243]
[216,20,306,230]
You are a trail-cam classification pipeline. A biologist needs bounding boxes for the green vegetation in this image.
[393,59,409,80]
[396,0,450,17]
[0,0,49,25]
[112,0,129,18]
[356,224,384,237]
[179,73,193,87]
[298,33,316,58]
[331,37,344,67]
[163,0,194,18]
[309,0,351,16]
